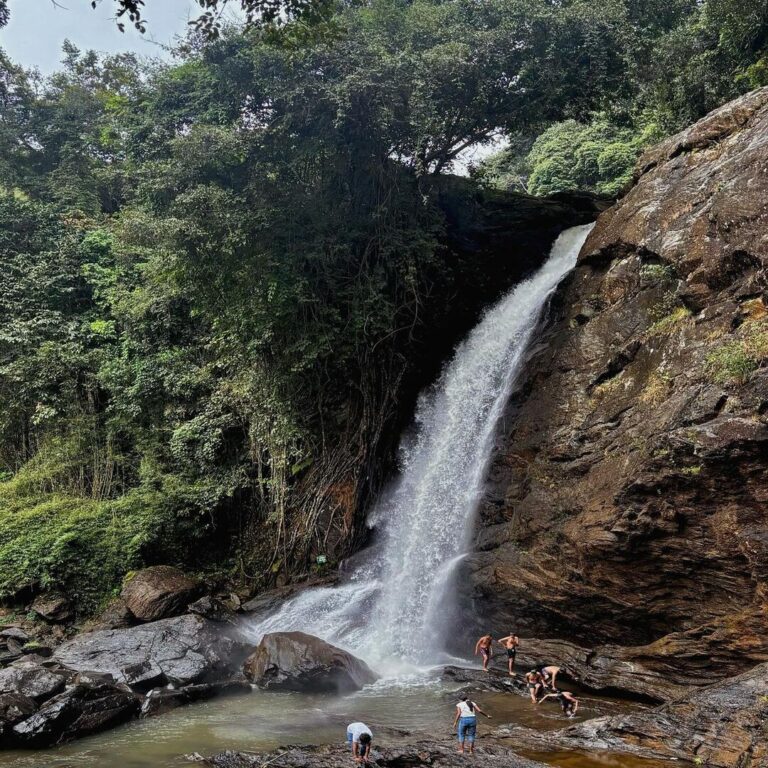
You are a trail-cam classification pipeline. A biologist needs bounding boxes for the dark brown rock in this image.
[30,595,72,623]
[496,661,768,767]
[188,596,237,623]
[243,631,377,693]
[465,87,768,700]
[92,598,135,630]
[140,681,251,718]
[122,566,202,622]
[194,740,547,768]
[0,693,37,724]
[10,683,139,747]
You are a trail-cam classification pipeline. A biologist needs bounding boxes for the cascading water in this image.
[249,224,594,674]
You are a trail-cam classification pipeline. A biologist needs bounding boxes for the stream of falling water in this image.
[248,223,595,673]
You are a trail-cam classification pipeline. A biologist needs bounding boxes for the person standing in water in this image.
[525,669,544,703]
[497,632,519,676]
[346,722,373,763]
[453,695,492,755]
[474,634,493,671]
[538,689,579,717]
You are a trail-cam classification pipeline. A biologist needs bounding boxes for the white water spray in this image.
[249,224,594,673]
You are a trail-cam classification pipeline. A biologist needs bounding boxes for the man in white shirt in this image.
[346,721,373,763]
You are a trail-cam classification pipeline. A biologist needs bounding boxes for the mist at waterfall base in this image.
[248,224,595,678]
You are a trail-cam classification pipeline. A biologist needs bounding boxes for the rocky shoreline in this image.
[187,740,548,768]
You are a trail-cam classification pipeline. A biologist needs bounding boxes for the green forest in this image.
[0,0,766,614]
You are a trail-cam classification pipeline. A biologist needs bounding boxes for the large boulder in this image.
[10,683,139,747]
[497,661,768,768]
[53,614,250,689]
[243,632,376,693]
[122,566,201,622]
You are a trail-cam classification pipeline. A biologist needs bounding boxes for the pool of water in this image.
[0,674,676,768]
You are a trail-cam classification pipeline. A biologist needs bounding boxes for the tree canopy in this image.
[0,0,767,611]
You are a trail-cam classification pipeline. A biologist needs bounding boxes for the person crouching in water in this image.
[346,722,373,763]
[538,689,579,718]
[525,669,544,703]
[453,695,492,755]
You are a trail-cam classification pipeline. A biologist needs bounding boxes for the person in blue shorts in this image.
[346,722,373,763]
[452,695,491,755]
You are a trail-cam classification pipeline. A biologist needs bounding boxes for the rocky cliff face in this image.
[466,87,768,697]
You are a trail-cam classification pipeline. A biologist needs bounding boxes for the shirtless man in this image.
[497,632,519,676]
[524,669,544,703]
[540,665,561,690]
[538,689,579,717]
[474,634,493,672]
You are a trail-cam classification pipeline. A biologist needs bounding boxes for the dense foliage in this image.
[0,0,766,613]
[476,0,768,195]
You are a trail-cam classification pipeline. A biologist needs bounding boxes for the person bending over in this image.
[453,695,492,755]
[497,632,519,676]
[475,634,493,671]
[346,722,373,763]
[539,665,562,690]
[538,689,579,717]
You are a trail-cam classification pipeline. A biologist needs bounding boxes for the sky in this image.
[0,0,503,172]
[1,0,200,74]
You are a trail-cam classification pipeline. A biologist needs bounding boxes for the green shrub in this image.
[0,481,186,613]
[647,307,691,337]
[705,334,767,385]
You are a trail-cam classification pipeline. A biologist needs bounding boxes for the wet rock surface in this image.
[244,631,377,693]
[53,614,250,687]
[466,87,768,699]
[10,683,139,747]
[0,662,67,701]
[122,566,202,622]
[496,661,768,767]
[0,614,252,747]
[192,741,547,768]
[140,681,251,718]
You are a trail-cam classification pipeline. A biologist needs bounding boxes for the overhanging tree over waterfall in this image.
[0,0,766,613]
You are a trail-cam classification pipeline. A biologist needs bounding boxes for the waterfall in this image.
[248,224,594,674]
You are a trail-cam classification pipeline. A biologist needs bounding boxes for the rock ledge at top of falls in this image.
[462,86,768,701]
[243,631,377,693]
[495,660,768,768]
[191,740,547,768]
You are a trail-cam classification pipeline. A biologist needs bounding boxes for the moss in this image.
[640,372,672,405]
[0,482,188,614]
[680,465,703,476]
[639,263,675,283]
[592,374,626,399]
[647,306,692,337]
[706,322,768,385]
